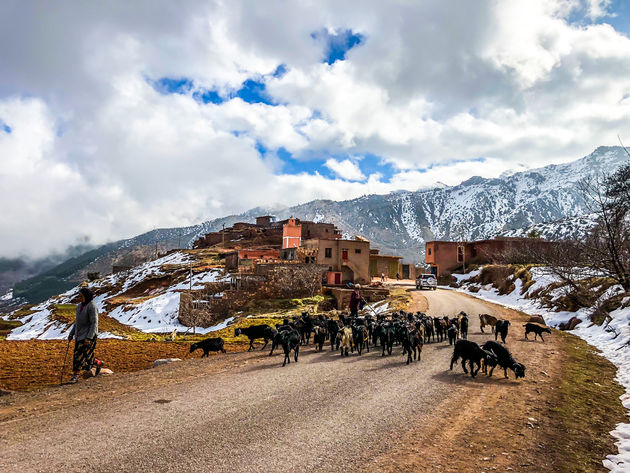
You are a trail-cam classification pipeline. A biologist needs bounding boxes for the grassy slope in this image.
[551,332,626,472]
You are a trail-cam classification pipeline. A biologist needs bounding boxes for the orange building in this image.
[282,218,302,249]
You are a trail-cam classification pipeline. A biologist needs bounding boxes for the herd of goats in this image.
[190,309,553,378]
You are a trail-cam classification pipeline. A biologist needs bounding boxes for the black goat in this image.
[299,312,314,345]
[402,327,422,364]
[434,317,446,342]
[328,319,340,351]
[449,340,497,378]
[447,323,458,345]
[234,324,274,351]
[352,324,369,355]
[495,320,510,343]
[459,314,469,340]
[313,325,328,352]
[275,327,300,366]
[377,323,394,356]
[189,337,226,357]
[423,318,435,343]
[482,341,526,379]
[524,323,552,342]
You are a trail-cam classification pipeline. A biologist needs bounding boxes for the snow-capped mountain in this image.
[10,146,629,304]
[502,214,599,241]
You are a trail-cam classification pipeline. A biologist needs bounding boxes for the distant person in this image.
[396,272,400,281]
[349,285,362,318]
[381,272,385,283]
[67,287,103,383]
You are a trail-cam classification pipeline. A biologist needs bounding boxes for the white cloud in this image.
[324,158,366,181]
[0,0,629,258]
[585,0,613,20]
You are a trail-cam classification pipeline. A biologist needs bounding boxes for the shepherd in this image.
[67,287,103,383]
[349,284,363,318]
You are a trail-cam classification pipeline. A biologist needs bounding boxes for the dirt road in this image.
[0,288,610,472]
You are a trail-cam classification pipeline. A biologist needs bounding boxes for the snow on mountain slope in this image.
[3,251,229,340]
[503,214,599,240]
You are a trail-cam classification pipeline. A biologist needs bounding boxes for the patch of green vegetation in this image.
[552,333,626,473]
[50,304,76,324]
[0,319,22,337]
[7,305,37,320]
[248,295,324,312]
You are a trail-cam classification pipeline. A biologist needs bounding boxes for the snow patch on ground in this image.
[4,251,230,339]
[0,290,12,301]
[450,272,630,472]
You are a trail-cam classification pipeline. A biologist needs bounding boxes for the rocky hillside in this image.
[8,146,628,304]
[3,250,228,340]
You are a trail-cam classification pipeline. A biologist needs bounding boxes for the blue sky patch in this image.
[235,78,273,105]
[357,154,394,181]
[567,0,630,34]
[151,77,194,95]
[193,88,223,104]
[272,64,287,78]
[2,123,11,134]
[255,142,393,182]
[312,28,364,65]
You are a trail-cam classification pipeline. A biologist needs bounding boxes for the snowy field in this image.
[450,269,630,473]
[3,251,231,340]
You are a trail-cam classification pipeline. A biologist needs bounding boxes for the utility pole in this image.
[189,262,195,334]
[154,228,158,259]
[222,223,225,248]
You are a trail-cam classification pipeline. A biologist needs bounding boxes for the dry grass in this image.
[388,287,413,312]
[0,338,248,391]
[549,332,626,472]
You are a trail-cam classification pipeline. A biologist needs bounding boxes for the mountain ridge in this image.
[7,146,629,304]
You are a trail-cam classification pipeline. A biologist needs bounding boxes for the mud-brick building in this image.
[425,237,548,276]
[225,249,281,271]
[369,250,418,280]
[301,237,370,285]
[193,215,341,250]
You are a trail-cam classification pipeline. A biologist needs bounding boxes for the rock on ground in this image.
[153,358,182,368]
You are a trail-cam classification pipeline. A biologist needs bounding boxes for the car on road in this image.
[416,273,438,290]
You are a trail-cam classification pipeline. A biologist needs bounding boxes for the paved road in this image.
[0,288,512,473]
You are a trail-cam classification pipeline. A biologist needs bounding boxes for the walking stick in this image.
[60,339,71,385]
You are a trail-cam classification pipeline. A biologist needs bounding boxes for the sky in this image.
[1,0,630,259]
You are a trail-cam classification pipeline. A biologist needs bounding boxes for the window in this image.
[325,248,332,258]
[355,249,361,254]
[457,246,464,263]
[427,248,432,255]
[342,250,348,260]
[325,228,329,232]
